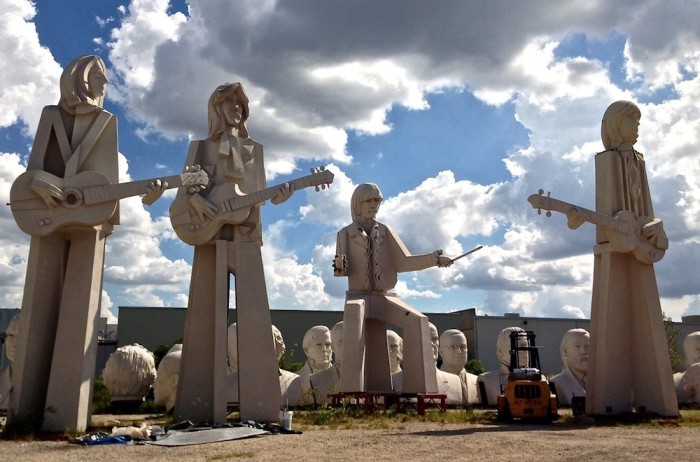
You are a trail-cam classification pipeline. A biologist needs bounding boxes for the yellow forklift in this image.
[497,330,558,422]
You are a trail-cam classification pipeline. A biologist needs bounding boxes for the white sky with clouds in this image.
[0,0,699,323]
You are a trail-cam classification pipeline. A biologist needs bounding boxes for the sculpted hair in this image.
[601,100,641,150]
[207,82,250,140]
[59,55,107,113]
[303,325,331,351]
[351,183,383,221]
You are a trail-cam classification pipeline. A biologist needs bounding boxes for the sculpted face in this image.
[562,331,590,375]
[359,196,382,221]
[497,327,527,368]
[619,114,640,145]
[272,325,286,361]
[221,97,244,127]
[440,330,467,371]
[387,330,403,372]
[87,64,107,99]
[429,323,440,363]
[306,330,332,368]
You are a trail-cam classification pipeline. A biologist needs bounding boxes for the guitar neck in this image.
[545,197,624,232]
[83,174,184,205]
[220,174,320,210]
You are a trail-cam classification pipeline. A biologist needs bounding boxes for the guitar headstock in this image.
[182,165,209,193]
[309,166,334,191]
[527,189,552,217]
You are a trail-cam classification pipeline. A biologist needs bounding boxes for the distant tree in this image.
[466,359,485,375]
[663,312,683,372]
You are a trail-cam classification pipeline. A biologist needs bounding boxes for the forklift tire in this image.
[498,401,513,422]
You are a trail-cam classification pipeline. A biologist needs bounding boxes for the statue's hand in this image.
[333,254,347,275]
[271,182,294,205]
[190,193,217,221]
[642,218,668,250]
[142,179,168,205]
[29,176,63,208]
[437,255,453,268]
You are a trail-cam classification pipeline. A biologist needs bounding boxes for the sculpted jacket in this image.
[334,220,437,293]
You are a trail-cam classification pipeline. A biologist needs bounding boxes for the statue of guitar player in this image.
[7,55,168,433]
[169,82,331,424]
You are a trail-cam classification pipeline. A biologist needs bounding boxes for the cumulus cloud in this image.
[3,0,699,321]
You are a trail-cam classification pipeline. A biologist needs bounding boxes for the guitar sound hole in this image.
[65,193,79,205]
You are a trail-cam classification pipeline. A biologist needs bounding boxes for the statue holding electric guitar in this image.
[528,100,678,417]
[169,82,333,426]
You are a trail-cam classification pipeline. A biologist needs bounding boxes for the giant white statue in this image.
[334,183,453,394]
[0,315,20,410]
[439,329,479,404]
[550,329,589,406]
[310,321,344,406]
[387,330,403,390]
[169,82,297,424]
[387,330,403,374]
[102,343,156,402]
[7,55,168,433]
[153,344,183,412]
[585,101,678,416]
[477,326,526,406]
[430,323,463,404]
[297,325,333,396]
[675,331,700,404]
[272,325,304,408]
[226,322,304,408]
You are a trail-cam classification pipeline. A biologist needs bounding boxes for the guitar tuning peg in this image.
[547,191,551,198]
[546,211,552,217]
[322,184,326,190]
[537,208,541,216]
[315,185,320,192]
[320,166,325,171]
[310,168,315,174]
[538,188,544,195]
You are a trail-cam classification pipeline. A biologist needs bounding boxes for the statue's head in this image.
[272,325,286,361]
[351,183,383,222]
[387,330,403,372]
[207,82,250,140]
[601,100,641,150]
[4,314,20,364]
[59,55,108,114]
[429,322,440,364]
[496,326,527,368]
[331,321,344,366]
[560,329,590,375]
[439,329,468,371]
[684,331,700,365]
[153,343,183,412]
[303,325,332,368]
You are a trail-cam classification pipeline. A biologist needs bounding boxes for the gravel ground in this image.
[1,412,698,461]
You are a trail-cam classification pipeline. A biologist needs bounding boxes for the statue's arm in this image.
[333,229,348,276]
[385,224,442,273]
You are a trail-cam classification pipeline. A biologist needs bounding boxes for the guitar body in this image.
[607,211,665,264]
[528,190,666,265]
[170,167,334,246]
[170,183,254,246]
[11,170,116,236]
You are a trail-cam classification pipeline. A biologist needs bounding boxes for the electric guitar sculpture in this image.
[527,189,666,264]
[10,167,209,237]
[170,166,334,246]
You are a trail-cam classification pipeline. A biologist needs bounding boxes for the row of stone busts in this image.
[15,318,700,412]
[477,326,590,407]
